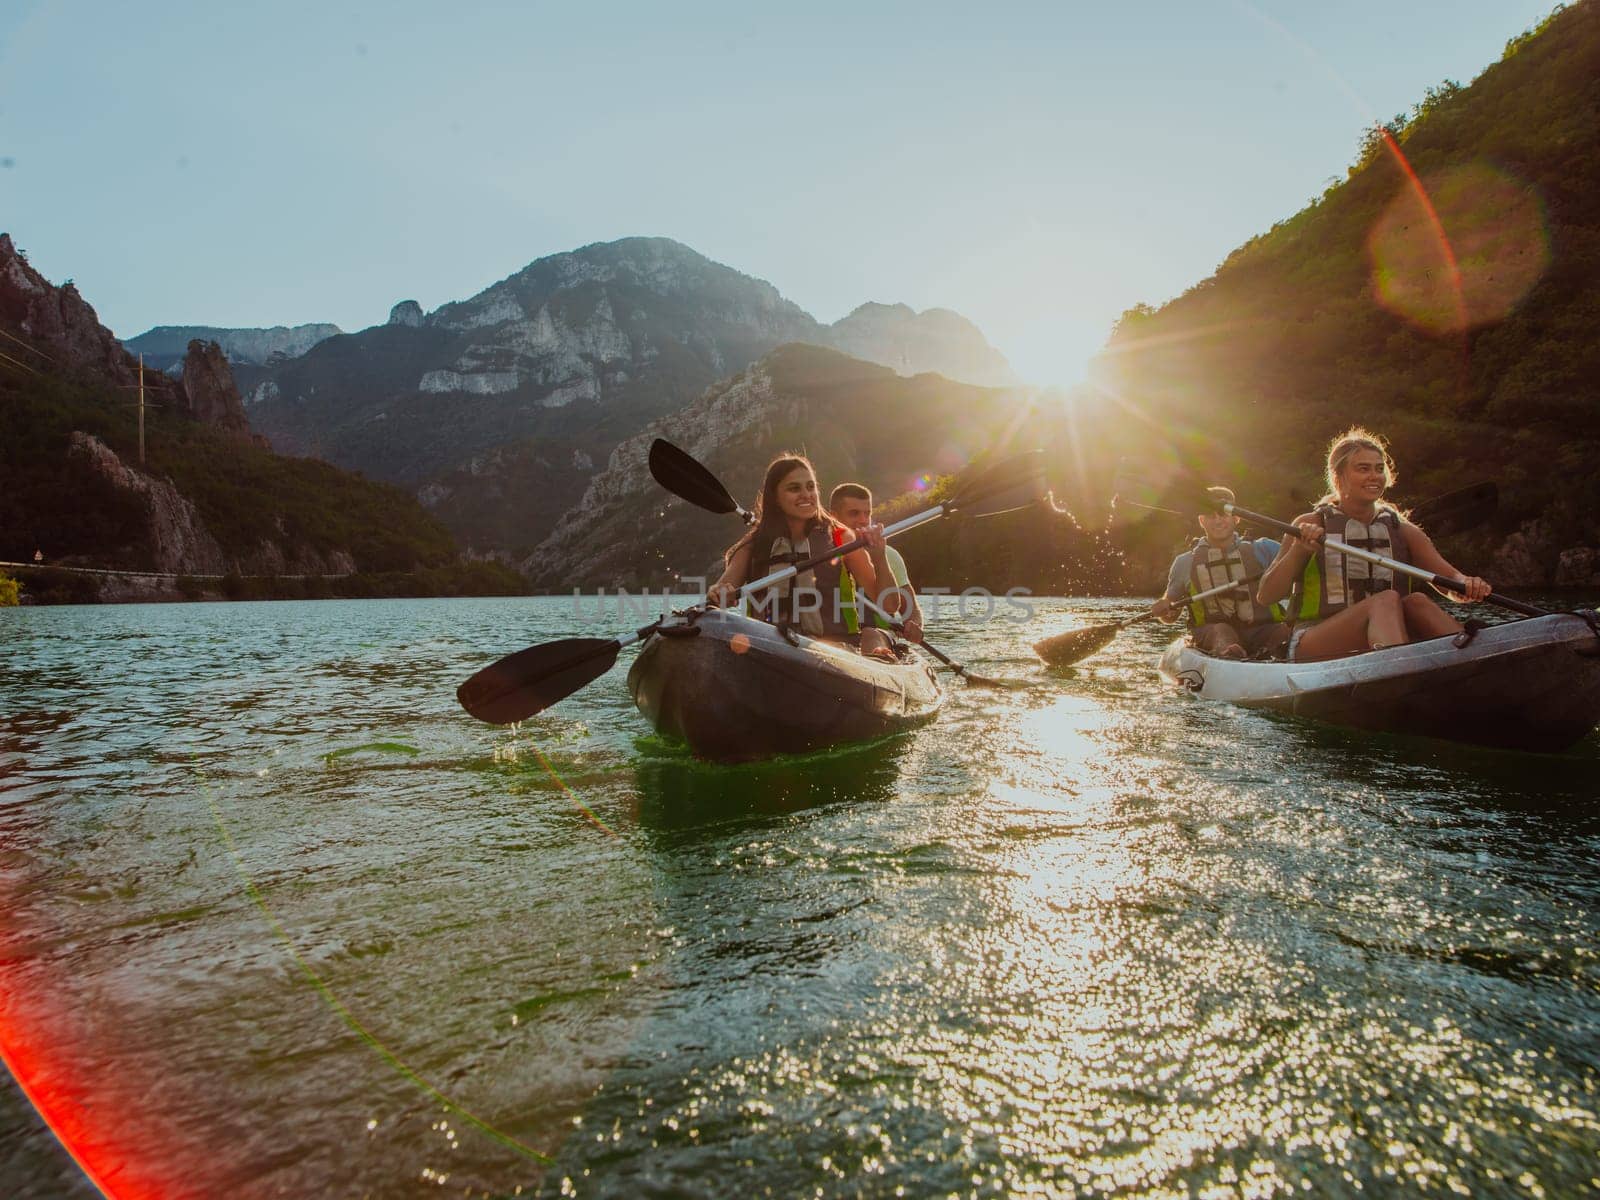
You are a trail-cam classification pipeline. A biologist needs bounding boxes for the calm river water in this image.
[1,596,1597,1199]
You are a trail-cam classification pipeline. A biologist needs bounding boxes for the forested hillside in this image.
[1073,1,1599,586]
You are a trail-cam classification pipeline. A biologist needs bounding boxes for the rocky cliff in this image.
[1,237,461,590]
[0,233,171,393]
[522,342,1030,589]
[179,339,264,443]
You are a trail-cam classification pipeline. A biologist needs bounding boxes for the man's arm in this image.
[1152,552,1191,623]
[886,547,923,640]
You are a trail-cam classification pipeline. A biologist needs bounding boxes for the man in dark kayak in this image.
[828,483,924,643]
[1152,486,1289,660]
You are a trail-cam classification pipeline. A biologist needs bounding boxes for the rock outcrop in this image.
[67,432,230,575]
[65,432,362,580]
[1555,546,1600,587]
[387,300,425,328]
[180,339,260,441]
[1490,520,1558,588]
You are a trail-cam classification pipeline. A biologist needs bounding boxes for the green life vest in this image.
[1186,536,1284,628]
[838,546,908,633]
[1290,505,1412,623]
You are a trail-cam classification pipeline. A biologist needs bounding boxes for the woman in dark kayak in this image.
[1257,427,1491,662]
[707,453,898,658]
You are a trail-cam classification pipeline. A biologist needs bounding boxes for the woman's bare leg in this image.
[1402,590,1463,640]
[1293,590,1407,661]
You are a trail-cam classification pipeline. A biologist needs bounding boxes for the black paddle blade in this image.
[1408,481,1497,537]
[1109,461,1190,524]
[951,449,1048,518]
[648,438,746,520]
[457,637,621,725]
[1032,623,1119,668]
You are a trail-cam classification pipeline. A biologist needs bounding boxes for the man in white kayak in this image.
[828,482,924,643]
[1152,486,1289,660]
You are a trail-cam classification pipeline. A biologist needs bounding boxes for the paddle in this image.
[648,438,754,524]
[1040,479,1507,669]
[457,624,661,724]
[1115,478,1499,538]
[848,592,1022,689]
[457,448,1047,725]
[735,449,1047,605]
[647,437,1036,688]
[1406,481,1499,538]
[1032,580,1246,668]
[1170,484,1549,619]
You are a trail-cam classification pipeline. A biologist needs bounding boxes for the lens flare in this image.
[1368,155,1550,335]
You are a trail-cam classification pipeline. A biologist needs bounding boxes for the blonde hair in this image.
[1317,426,1399,509]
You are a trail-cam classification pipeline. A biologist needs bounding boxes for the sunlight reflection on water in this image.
[1,596,1597,1198]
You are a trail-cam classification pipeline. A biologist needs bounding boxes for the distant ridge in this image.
[125,323,343,372]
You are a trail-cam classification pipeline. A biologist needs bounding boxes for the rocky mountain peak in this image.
[0,231,143,387]
[388,299,425,327]
[827,301,1018,387]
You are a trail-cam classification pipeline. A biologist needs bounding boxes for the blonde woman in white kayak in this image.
[1257,427,1492,662]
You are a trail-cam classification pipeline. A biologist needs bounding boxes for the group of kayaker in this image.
[707,454,923,661]
[1155,427,1492,662]
[701,426,1493,669]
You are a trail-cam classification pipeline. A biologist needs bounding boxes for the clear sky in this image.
[0,0,1561,385]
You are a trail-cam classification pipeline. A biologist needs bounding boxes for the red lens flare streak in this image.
[0,1021,132,1200]
[1376,127,1470,338]
[0,732,606,1199]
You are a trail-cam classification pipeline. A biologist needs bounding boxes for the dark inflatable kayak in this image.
[1157,611,1600,752]
[627,607,942,762]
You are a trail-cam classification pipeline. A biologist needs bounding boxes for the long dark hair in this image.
[724,453,845,581]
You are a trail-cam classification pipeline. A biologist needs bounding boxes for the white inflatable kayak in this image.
[1157,611,1600,752]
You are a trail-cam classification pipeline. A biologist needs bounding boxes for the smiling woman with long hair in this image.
[1257,427,1492,661]
[706,453,897,658]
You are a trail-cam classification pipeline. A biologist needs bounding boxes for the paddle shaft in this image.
[853,593,1016,688]
[1221,502,1549,618]
[1126,579,1244,628]
[738,505,946,603]
[854,592,950,663]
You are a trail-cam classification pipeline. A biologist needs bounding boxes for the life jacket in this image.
[1289,505,1412,623]
[749,521,854,637]
[1186,536,1284,628]
[839,541,907,633]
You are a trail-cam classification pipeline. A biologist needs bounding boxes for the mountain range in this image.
[204,237,1016,557]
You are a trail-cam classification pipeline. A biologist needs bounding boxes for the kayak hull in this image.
[627,608,942,763]
[1157,612,1600,752]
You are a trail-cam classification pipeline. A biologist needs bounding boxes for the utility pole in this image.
[138,354,146,466]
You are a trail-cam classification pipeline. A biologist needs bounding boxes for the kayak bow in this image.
[627,607,942,762]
